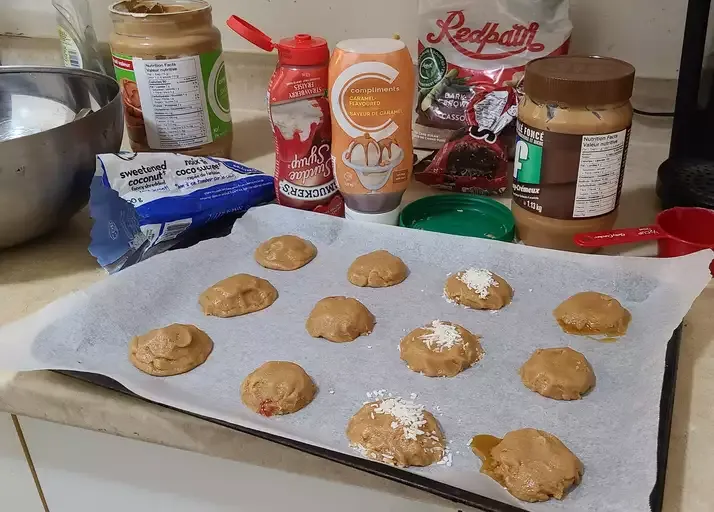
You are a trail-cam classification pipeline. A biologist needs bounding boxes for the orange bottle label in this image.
[329,42,415,205]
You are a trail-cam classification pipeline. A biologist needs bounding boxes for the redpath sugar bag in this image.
[414,0,572,193]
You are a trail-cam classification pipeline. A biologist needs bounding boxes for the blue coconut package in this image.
[89,152,275,273]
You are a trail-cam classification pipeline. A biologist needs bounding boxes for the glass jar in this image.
[512,56,635,252]
[109,0,232,157]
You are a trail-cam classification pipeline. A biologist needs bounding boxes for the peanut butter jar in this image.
[513,56,635,252]
[109,1,232,157]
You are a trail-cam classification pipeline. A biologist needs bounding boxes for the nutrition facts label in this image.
[573,129,628,218]
[133,56,212,149]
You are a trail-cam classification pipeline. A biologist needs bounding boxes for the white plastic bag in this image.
[414,0,573,150]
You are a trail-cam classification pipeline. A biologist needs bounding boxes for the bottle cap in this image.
[226,15,274,52]
[345,206,401,226]
[227,16,328,66]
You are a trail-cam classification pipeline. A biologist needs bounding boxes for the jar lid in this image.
[399,195,515,242]
[524,56,635,107]
[226,15,328,66]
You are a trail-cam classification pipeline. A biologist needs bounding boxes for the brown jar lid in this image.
[524,56,635,107]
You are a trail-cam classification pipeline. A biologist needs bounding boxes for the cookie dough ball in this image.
[255,235,317,271]
[472,428,583,502]
[347,397,445,467]
[199,274,277,318]
[554,291,631,336]
[444,268,513,310]
[129,324,213,377]
[400,320,484,377]
[306,297,375,342]
[348,250,408,287]
[519,348,595,400]
[241,361,316,417]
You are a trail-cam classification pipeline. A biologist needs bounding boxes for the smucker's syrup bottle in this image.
[227,16,344,216]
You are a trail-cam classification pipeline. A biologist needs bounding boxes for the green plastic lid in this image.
[399,194,515,242]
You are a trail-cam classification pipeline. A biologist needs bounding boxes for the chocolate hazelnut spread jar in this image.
[109,1,232,157]
[512,56,635,252]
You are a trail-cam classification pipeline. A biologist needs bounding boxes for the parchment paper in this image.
[1,205,712,512]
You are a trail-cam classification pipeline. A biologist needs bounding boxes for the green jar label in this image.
[513,120,630,220]
[111,50,231,150]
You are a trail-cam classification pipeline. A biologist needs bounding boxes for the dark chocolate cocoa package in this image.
[414,0,572,194]
[417,86,517,194]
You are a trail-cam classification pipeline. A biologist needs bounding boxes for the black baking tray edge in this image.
[56,325,682,512]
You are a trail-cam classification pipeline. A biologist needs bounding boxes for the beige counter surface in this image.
[1,110,712,511]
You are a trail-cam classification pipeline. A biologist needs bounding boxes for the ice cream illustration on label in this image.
[273,100,323,147]
[342,133,404,190]
[329,39,415,221]
[271,98,339,206]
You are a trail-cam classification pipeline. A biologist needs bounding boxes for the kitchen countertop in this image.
[1,110,712,512]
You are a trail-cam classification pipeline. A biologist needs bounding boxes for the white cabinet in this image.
[0,413,44,512]
[19,417,461,512]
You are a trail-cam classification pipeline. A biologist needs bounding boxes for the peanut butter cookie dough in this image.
[554,291,631,337]
[255,235,317,271]
[519,348,595,400]
[347,396,445,467]
[444,268,513,310]
[400,320,483,377]
[347,250,408,287]
[241,361,316,417]
[129,323,213,377]
[306,297,375,342]
[471,429,583,502]
[199,274,277,317]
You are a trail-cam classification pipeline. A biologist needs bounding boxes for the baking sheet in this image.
[1,205,711,512]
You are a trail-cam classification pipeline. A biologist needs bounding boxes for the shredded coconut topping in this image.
[458,268,496,298]
[373,397,428,441]
[350,442,381,460]
[350,443,396,464]
[366,389,387,400]
[436,448,453,467]
[419,320,462,351]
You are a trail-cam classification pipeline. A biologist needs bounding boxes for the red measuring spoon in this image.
[574,207,714,274]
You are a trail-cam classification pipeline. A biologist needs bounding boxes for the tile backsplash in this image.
[0,34,676,116]
[1,0,712,79]
[0,35,277,112]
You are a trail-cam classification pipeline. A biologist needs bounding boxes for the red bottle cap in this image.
[227,15,329,66]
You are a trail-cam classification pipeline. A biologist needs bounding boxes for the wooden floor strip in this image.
[12,414,50,512]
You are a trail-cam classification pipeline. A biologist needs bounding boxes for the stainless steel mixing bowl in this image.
[0,66,123,248]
